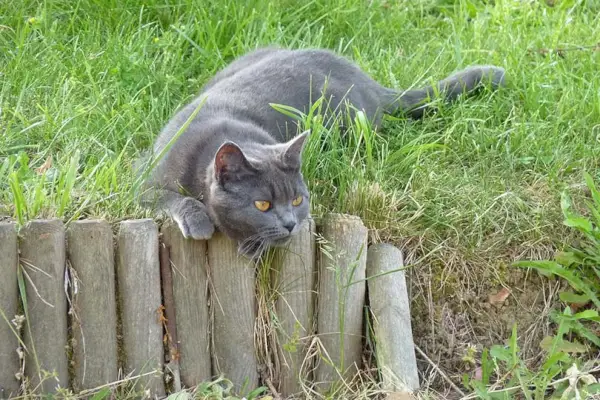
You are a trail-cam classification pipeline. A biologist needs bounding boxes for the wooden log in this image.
[159,242,182,392]
[20,220,68,393]
[161,222,211,388]
[116,219,165,396]
[367,244,419,392]
[67,220,118,391]
[0,222,20,397]
[315,214,368,391]
[207,232,259,392]
[273,219,316,397]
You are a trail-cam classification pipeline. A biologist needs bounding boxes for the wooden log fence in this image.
[67,220,119,391]
[273,218,316,395]
[315,214,367,392]
[208,231,260,392]
[20,220,69,394]
[0,223,20,399]
[0,214,419,398]
[161,221,211,387]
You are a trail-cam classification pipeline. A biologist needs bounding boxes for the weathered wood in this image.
[161,222,211,388]
[116,219,165,396]
[367,244,419,392]
[67,220,118,391]
[273,219,316,397]
[315,214,368,391]
[0,222,20,397]
[159,242,182,392]
[20,220,68,393]
[207,232,259,392]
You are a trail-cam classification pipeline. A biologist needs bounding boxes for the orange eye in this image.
[254,200,271,212]
[292,196,303,207]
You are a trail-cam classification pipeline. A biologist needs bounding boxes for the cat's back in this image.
[199,48,387,136]
[203,48,369,91]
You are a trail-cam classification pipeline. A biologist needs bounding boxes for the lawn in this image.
[1,0,600,398]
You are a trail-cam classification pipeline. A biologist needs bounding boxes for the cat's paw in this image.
[171,198,215,240]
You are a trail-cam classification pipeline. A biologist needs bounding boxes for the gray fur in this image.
[141,47,506,256]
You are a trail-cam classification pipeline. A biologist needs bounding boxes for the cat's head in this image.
[207,131,310,257]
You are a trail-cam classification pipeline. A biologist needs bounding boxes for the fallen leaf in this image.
[488,287,510,306]
[35,155,52,175]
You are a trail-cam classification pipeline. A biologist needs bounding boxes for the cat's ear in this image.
[214,142,254,183]
[281,130,310,168]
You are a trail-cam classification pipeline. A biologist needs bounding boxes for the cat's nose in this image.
[283,222,296,233]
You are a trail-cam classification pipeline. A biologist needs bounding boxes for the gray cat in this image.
[141,47,505,257]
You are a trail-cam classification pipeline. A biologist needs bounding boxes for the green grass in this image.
[2,0,600,397]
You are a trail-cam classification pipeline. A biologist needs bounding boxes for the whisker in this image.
[237,225,288,257]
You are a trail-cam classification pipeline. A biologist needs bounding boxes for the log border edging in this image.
[0,214,419,397]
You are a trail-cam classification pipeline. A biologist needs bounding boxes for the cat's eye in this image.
[254,200,271,212]
[292,196,303,207]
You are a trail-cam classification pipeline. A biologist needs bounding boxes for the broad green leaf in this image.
[514,261,600,308]
[541,351,571,371]
[561,191,573,215]
[490,345,511,362]
[245,386,267,399]
[481,347,491,385]
[540,337,587,353]
[587,383,600,394]
[555,251,582,266]
[584,172,600,209]
[539,336,555,352]
[564,216,593,233]
[570,320,600,347]
[90,388,111,400]
[559,291,590,305]
[470,379,491,399]
[509,323,519,365]
[573,309,599,320]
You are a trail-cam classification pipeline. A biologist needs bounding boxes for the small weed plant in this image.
[466,172,600,399]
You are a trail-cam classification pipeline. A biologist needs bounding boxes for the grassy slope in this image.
[1,0,600,394]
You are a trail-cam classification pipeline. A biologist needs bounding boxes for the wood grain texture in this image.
[159,242,182,392]
[20,220,69,393]
[273,219,316,397]
[0,222,20,397]
[116,219,165,396]
[367,244,419,392]
[67,220,118,391]
[161,222,211,388]
[207,232,259,392]
[315,214,367,391]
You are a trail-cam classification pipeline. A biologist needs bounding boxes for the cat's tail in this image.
[387,65,506,119]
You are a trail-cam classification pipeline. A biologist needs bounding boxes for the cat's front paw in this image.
[171,198,215,240]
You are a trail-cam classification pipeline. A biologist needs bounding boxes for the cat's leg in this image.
[142,189,215,240]
[386,65,506,119]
